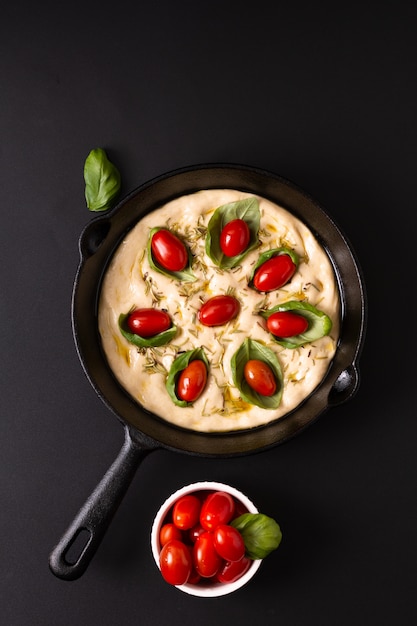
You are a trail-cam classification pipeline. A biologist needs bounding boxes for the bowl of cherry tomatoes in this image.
[151,481,281,597]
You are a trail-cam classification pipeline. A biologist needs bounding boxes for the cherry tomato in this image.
[193,532,223,578]
[159,522,183,546]
[213,524,246,562]
[126,308,171,337]
[243,359,277,396]
[198,295,240,327]
[151,228,188,272]
[200,491,235,531]
[266,311,309,337]
[216,556,251,584]
[176,360,208,402]
[172,495,201,530]
[233,499,250,518]
[253,254,296,292]
[159,539,192,585]
[220,218,250,257]
[187,564,202,585]
[189,523,206,543]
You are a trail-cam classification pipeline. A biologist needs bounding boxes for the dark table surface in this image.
[2,3,416,625]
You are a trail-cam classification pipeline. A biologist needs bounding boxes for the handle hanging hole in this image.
[63,528,92,565]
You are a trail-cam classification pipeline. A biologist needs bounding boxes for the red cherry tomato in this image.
[187,564,202,585]
[216,556,252,584]
[151,229,188,272]
[233,499,250,518]
[200,491,235,531]
[198,295,240,327]
[220,218,250,257]
[253,254,296,292]
[176,360,208,402]
[159,523,183,546]
[189,523,206,543]
[159,539,192,585]
[172,495,201,530]
[126,308,171,337]
[193,532,223,578]
[243,359,277,396]
[266,311,309,337]
[213,524,246,562]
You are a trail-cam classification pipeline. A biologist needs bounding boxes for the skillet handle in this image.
[49,427,154,580]
[78,218,111,259]
[328,363,361,406]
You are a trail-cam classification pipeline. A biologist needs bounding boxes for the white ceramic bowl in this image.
[151,481,262,597]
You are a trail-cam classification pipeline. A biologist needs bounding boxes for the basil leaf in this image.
[231,338,283,409]
[166,348,209,407]
[248,246,299,287]
[147,227,196,283]
[84,148,121,212]
[205,198,260,268]
[260,301,333,348]
[231,513,282,559]
[118,312,177,348]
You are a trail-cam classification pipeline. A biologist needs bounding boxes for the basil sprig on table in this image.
[231,338,283,409]
[205,198,260,268]
[118,312,177,348]
[231,513,282,559]
[84,148,121,211]
[248,246,299,286]
[166,348,209,407]
[260,301,333,349]
[147,227,196,283]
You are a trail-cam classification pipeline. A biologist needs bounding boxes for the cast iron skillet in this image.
[49,164,366,580]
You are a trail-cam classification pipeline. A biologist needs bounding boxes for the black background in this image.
[2,3,416,625]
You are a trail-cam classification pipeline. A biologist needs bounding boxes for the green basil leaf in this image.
[230,338,283,409]
[147,227,196,283]
[84,148,121,211]
[248,246,299,287]
[260,300,333,348]
[205,198,260,268]
[118,312,177,348]
[231,513,282,559]
[166,347,209,407]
